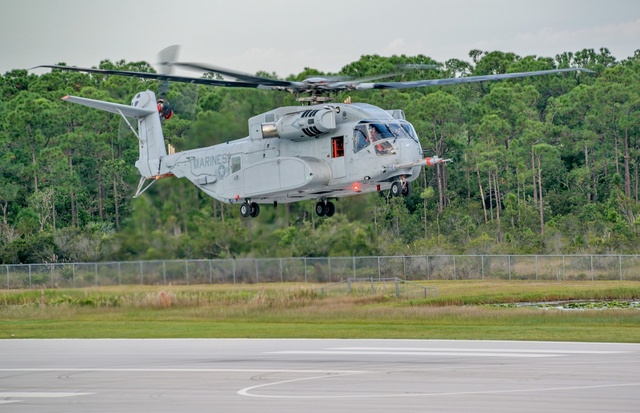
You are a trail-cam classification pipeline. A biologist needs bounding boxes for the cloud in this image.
[514,19,640,59]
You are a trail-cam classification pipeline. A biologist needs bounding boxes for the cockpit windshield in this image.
[353,120,418,154]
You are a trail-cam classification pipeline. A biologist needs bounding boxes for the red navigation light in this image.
[352,182,361,192]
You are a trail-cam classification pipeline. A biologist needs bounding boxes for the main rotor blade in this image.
[35,65,262,89]
[355,68,595,90]
[173,62,295,88]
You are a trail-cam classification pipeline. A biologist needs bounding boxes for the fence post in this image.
[163,261,167,285]
[255,259,259,284]
[280,258,283,283]
[426,256,430,280]
[535,255,538,282]
[186,260,189,285]
[508,256,511,280]
[118,262,121,285]
[209,260,213,284]
[619,255,623,281]
[94,263,98,286]
[395,277,399,298]
[72,263,76,288]
[29,264,32,288]
[377,257,381,280]
[453,255,456,280]
[590,255,594,281]
[232,259,236,284]
[303,258,307,283]
[481,255,484,280]
[140,261,143,285]
[6,265,8,289]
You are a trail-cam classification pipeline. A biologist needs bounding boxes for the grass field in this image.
[1,281,639,342]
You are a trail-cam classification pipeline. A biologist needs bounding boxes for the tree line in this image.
[1,47,639,264]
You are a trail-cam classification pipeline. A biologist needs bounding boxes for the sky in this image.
[1,0,639,78]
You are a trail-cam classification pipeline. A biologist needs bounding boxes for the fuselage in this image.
[160,102,425,205]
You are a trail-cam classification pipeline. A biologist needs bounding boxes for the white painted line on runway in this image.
[0,392,92,406]
[0,392,92,398]
[330,347,631,354]
[0,368,365,374]
[238,380,640,399]
[237,371,369,398]
[270,350,560,357]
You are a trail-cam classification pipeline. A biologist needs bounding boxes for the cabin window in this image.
[331,137,344,158]
[231,156,241,173]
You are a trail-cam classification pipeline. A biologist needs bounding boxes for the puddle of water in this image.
[491,300,640,310]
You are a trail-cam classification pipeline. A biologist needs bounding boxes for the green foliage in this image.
[1,48,639,263]
[2,283,640,341]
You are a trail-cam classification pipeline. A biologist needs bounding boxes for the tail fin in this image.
[62,90,166,178]
[130,91,167,177]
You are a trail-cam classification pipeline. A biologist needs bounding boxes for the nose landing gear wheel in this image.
[390,181,402,197]
[402,182,411,196]
[390,180,411,197]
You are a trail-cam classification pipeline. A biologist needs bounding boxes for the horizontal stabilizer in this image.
[62,95,156,118]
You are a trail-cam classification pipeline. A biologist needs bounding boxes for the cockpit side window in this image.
[399,121,419,142]
[389,122,411,140]
[353,124,369,153]
[367,123,394,141]
[354,121,400,155]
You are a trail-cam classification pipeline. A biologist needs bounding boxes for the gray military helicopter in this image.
[38,46,592,218]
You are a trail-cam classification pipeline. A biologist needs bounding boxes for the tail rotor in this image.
[155,45,181,120]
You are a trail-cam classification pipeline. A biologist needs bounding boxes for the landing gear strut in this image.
[315,200,335,217]
[240,201,260,218]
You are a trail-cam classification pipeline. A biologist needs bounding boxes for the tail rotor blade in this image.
[157,45,180,76]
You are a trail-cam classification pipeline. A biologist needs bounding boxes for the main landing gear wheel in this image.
[315,201,335,217]
[250,202,260,218]
[240,202,251,218]
[315,201,326,217]
[325,201,335,217]
[240,201,260,218]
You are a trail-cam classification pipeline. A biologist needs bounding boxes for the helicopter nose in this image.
[398,139,422,164]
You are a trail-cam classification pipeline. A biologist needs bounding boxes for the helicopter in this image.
[38,46,593,218]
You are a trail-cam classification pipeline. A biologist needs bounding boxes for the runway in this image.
[1,339,639,412]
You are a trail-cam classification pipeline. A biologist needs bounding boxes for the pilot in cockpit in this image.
[368,124,393,155]
[368,124,380,142]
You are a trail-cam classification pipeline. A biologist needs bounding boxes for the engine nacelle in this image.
[261,108,336,141]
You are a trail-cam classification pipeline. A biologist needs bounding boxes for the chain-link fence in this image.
[2,255,640,289]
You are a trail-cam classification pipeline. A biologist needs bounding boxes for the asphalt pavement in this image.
[1,339,639,412]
